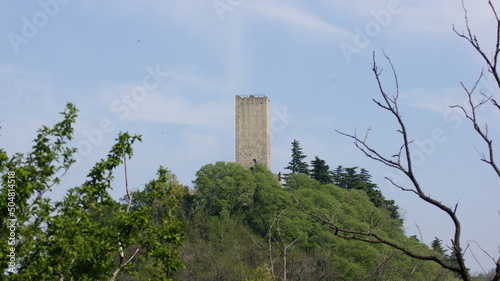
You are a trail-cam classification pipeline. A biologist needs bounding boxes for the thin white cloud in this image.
[310,0,498,48]
[402,86,500,124]
[127,91,233,129]
[0,65,67,153]
[247,2,352,41]
[402,87,464,114]
[166,66,231,97]
[182,128,220,157]
[394,0,496,42]
[101,66,235,128]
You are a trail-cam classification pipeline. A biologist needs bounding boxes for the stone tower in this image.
[235,95,271,169]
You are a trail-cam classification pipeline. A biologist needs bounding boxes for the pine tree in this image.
[332,166,401,221]
[310,156,333,184]
[431,237,447,258]
[284,139,309,175]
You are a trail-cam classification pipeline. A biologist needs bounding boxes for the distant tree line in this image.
[285,139,401,221]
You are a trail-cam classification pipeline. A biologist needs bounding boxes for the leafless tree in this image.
[451,0,500,178]
[295,1,500,280]
[110,154,139,281]
[268,210,301,281]
[268,211,284,278]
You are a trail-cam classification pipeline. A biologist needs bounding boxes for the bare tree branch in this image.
[453,0,500,87]
[124,154,133,212]
[110,153,138,281]
[297,1,500,279]
[109,248,140,281]
[450,71,500,178]
[268,210,286,278]
[289,192,463,275]
[452,0,500,180]
[385,177,418,195]
[325,52,473,280]
[269,209,301,281]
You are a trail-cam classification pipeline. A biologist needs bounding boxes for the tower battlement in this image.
[235,95,271,169]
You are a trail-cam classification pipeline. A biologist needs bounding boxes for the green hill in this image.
[173,161,455,280]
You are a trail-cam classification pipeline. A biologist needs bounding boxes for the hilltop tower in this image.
[235,95,271,169]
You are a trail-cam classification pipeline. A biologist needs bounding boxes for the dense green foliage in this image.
[175,161,457,280]
[0,105,477,280]
[0,104,184,280]
[285,140,401,221]
[332,166,401,221]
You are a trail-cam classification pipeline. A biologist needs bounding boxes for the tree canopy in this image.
[174,161,455,280]
[0,104,184,280]
[0,104,469,280]
[310,156,333,184]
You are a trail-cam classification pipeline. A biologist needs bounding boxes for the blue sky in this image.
[1,0,499,274]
